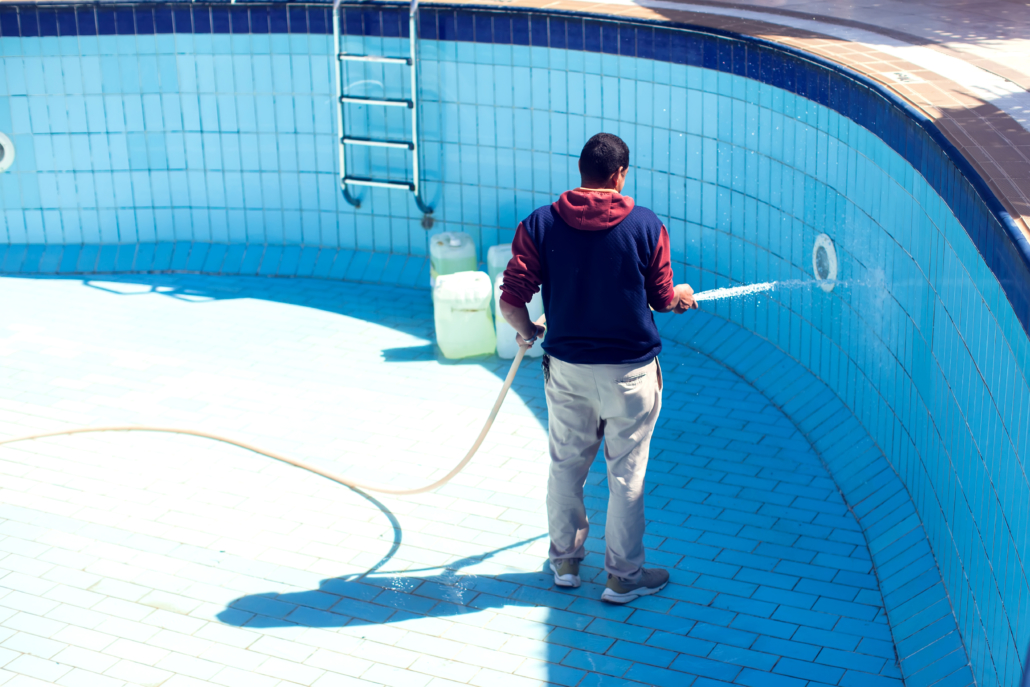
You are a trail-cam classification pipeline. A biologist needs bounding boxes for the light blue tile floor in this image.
[0,274,901,687]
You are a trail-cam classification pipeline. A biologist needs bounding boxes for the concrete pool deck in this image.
[0,274,909,687]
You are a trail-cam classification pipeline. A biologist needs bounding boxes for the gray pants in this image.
[544,355,663,583]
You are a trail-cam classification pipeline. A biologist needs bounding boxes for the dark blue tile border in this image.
[0,1,1027,336]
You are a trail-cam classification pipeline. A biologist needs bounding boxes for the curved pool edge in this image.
[449,0,1030,322]
[2,3,1028,683]
[660,308,975,686]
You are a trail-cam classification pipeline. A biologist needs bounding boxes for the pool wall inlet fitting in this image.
[0,132,14,173]
[813,234,838,292]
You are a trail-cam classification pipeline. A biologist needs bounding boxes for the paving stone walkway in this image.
[0,275,902,687]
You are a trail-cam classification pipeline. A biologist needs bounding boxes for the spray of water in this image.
[694,281,778,302]
[693,279,835,302]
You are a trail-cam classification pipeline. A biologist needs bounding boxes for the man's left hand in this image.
[517,322,546,347]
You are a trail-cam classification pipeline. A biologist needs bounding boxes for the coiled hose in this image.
[0,343,533,496]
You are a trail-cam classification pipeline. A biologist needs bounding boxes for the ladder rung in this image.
[344,177,415,190]
[338,53,411,65]
[342,137,414,150]
[340,95,413,108]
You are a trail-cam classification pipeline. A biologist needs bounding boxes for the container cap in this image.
[432,232,472,249]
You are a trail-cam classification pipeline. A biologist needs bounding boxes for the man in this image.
[499,133,698,604]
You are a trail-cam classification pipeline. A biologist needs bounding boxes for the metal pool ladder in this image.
[332,0,433,216]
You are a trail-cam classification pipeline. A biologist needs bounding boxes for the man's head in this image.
[579,133,630,192]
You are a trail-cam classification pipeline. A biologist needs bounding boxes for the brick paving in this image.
[0,275,901,686]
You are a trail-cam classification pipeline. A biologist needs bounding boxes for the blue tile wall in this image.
[1,5,1028,685]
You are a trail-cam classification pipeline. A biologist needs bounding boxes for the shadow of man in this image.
[214,537,622,684]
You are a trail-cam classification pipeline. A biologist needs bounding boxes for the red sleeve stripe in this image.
[498,222,543,306]
[645,225,676,311]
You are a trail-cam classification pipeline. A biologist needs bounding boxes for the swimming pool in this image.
[1,3,1028,685]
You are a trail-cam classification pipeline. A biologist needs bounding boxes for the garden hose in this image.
[0,341,534,496]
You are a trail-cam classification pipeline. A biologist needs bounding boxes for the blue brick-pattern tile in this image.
[662,311,976,687]
[1,273,930,686]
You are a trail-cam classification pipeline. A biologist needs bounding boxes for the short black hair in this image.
[578,133,630,184]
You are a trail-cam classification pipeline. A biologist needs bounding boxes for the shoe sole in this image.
[550,562,581,588]
[601,580,668,604]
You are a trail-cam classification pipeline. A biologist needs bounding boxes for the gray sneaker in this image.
[601,568,669,604]
[550,559,581,588]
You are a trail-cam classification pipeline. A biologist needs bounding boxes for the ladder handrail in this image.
[332,0,432,215]
[407,0,425,212]
[331,0,356,207]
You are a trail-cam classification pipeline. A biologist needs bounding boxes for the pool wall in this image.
[1,4,1029,685]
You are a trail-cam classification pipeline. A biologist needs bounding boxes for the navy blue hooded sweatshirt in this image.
[499,189,675,365]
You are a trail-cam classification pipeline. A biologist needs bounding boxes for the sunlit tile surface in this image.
[1,275,907,686]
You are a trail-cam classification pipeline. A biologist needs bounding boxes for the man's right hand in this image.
[673,284,698,313]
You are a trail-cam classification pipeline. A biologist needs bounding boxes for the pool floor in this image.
[0,274,902,687]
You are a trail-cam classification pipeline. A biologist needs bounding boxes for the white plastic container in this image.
[495,273,545,359]
[433,271,496,359]
[429,232,477,286]
[487,243,513,288]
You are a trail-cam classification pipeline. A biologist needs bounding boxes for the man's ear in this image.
[610,167,626,188]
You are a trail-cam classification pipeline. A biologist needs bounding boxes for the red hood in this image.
[553,189,635,231]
